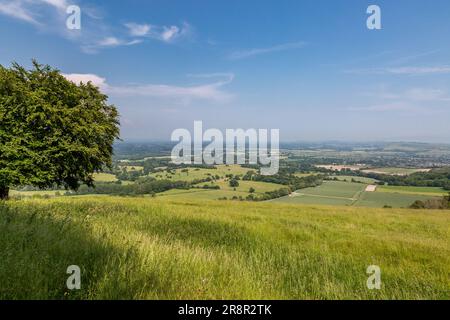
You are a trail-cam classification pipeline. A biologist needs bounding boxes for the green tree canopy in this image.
[229,178,239,188]
[0,61,120,199]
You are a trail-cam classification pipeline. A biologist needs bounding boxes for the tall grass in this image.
[0,197,448,299]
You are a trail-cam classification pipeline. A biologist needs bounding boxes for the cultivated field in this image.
[93,173,118,182]
[331,176,378,184]
[158,180,281,201]
[150,165,249,182]
[361,167,431,176]
[0,197,448,299]
[377,186,448,196]
[273,181,442,208]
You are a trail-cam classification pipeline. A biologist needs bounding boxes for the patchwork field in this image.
[353,192,439,208]
[272,181,442,208]
[158,180,281,201]
[273,181,365,206]
[1,197,448,299]
[150,165,250,182]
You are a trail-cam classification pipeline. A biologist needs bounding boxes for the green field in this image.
[362,167,430,175]
[0,197,448,299]
[354,192,440,208]
[150,165,250,182]
[93,173,118,182]
[377,186,448,196]
[10,190,65,197]
[158,180,281,201]
[331,176,378,184]
[274,181,365,206]
[272,181,442,208]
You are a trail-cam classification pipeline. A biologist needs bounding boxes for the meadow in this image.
[0,196,448,300]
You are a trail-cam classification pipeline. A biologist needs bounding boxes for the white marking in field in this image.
[365,185,377,192]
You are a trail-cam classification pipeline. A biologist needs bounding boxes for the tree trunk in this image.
[0,186,9,200]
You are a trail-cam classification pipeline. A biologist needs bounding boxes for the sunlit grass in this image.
[0,196,448,299]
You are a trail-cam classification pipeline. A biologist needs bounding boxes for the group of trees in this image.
[73,178,191,196]
[410,193,450,210]
[245,170,324,191]
[360,168,450,190]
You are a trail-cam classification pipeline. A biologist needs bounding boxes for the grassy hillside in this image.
[0,197,448,300]
[273,181,443,208]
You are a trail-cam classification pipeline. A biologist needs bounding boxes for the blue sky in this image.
[1,0,450,142]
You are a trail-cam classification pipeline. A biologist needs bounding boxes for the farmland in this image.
[0,197,448,299]
[2,142,450,300]
[272,180,443,208]
[150,165,249,182]
[377,186,448,196]
[158,180,281,201]
[361,168,431,176]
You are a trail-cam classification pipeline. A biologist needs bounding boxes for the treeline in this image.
[243,170,324,190]
[410,193,450,210]
[71,178,192,196]
[219,188,291,202]
[360,168,450,189]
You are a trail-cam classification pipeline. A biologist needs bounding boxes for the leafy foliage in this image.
[0,61,120,199]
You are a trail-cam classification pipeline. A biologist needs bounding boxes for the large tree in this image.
[0,61,120,200]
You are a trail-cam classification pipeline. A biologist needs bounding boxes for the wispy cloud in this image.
[81,37,142,53]
[0,1,192,53]
[386,50,440,66]
[379,87,450,102]
[228,41,307,60]
[0,0,40,24]
[124,22,192,43]
[124,22,151,37]
[349,86,450,114]
[0,0,69,24]
[348,102,421,112]
[63,72,234,103]
[345,66,450,75]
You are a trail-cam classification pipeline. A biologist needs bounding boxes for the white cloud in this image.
[63,73,107,89]
[124,23,151,36]
[0,0,39,24]
[63,73,234,103]
[40,0,68,10]
[228,41,307,60]
[0,1,184,53]
[161,25,179,41]
[81,37,142,53]
[98,37,121,47]
[0,0,69,24]
[124,21,192,43]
